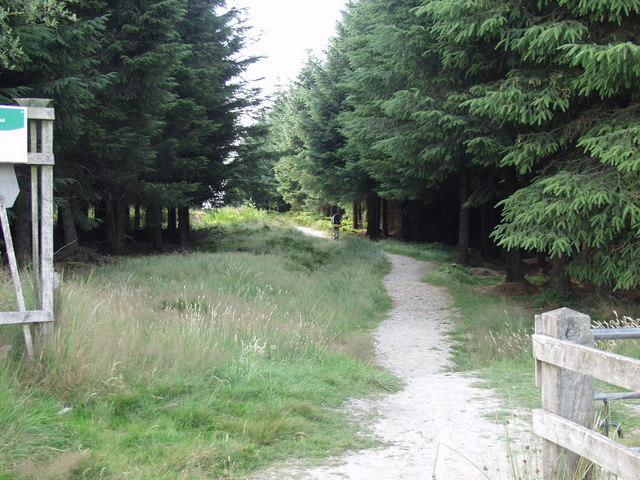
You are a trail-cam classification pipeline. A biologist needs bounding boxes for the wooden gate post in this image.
[536,307,595,478]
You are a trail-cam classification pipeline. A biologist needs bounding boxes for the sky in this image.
[227,0,349,100]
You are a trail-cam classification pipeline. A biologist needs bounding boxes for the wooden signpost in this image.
[0,99,55,359]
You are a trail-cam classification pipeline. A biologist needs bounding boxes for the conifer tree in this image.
[153,0,253,245]
[459,0,640,290]
[0,0,110,256]
[0,0,76,71]
[67,0,253,252]
[415,0,533,273]
[269,0,640,291]
[224,120,284,210]
[337,0,428,238]
[66,0,188,252]
[270,85,317,210]
[338,0,485,244]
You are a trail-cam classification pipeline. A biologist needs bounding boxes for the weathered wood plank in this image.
[533,334,640,392]
[31,166,40,307]
[26,153,55,165]
[29,119,37,153]
[533,409,640,479]
[0,204,34,359]
[0,311,53,325]
[15,98,53,108]
[25,107,55,121]
[40,165,54,338]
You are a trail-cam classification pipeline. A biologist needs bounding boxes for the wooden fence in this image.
[533,307,640,479]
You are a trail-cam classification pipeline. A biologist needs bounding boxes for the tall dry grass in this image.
[43,241,386,401]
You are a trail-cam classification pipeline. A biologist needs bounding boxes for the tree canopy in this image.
[262,0,640,292]
[4,0,640,292]
[0,0,257,253]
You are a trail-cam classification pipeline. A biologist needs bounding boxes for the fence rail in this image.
[592,328,640,340]
[534,308,640,479]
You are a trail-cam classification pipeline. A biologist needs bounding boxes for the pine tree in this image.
[65,0,188,252]
[0,0,110,256]
[0,0,76,71]
[224,119,285,210]
[461,0,640,290]
[270,85,318,210]
[152,0,254,245]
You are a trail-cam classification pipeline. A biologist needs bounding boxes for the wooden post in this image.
[536,308,595,478]
[14,98,55,348]
[29,116,41,307]
[40,164,54,339]
[31,166,40,305]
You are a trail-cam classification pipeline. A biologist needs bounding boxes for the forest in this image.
[1,0,259,255]
[257,0,640,295]
[3,0,640,295]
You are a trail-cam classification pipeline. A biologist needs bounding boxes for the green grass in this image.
[377,239,455,263]
[0,210,397,479]
[0,364,69,478]
[5,207,640,479]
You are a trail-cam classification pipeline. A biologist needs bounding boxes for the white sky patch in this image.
[229,0,348,100]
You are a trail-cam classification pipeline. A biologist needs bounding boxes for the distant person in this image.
[331,212,342,240]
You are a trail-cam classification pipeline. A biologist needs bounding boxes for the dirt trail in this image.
[251,236,533,479]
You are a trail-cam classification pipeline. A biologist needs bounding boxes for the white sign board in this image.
[0,164,19,208]
[0,106,27,164]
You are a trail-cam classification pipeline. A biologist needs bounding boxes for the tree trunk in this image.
[365,192,381,239]
[503,168,525,282]
[505,248,525,282]
[457,172,470,265]
[74,204,90,245]
[178,206,190,248]
[550,255,572,295]
[123,204,131,236]
[382,199,389,237]
[400,201,410,241]
[108,199,127,254]
[134,205,141,232]
[480,203,498,260]
[58,204,80,255]
[352,202,359,229]
[147,205,163,251]
[94,200,109,246]
[167,207,177,244]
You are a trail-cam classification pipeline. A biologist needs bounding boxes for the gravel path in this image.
[250,237,532,479]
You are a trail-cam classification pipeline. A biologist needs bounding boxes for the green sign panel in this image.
[0,108,25,131]
[0,106,27,163]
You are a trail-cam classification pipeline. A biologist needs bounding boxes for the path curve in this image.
[250,249,531,479]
